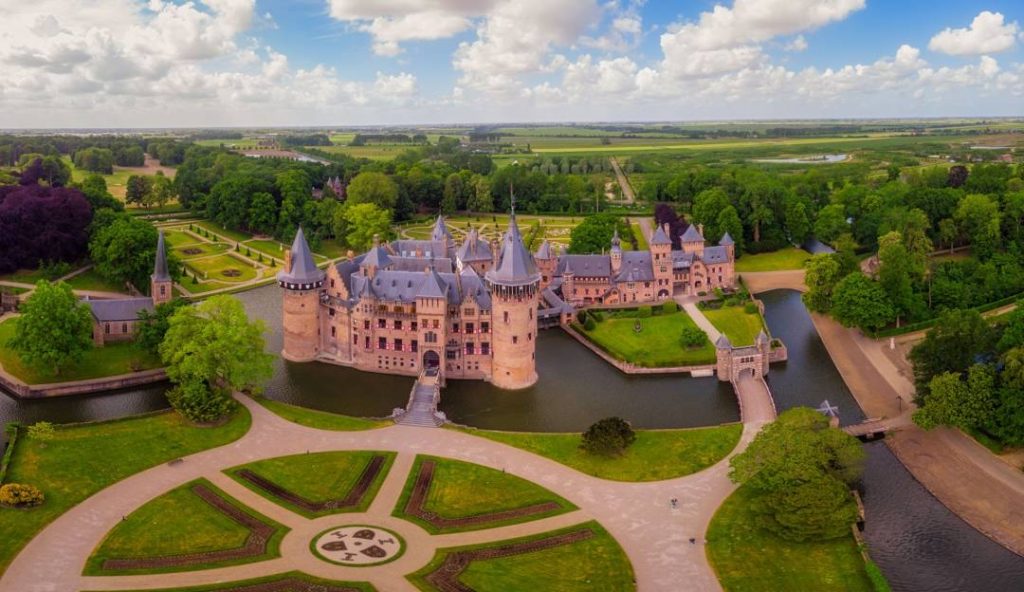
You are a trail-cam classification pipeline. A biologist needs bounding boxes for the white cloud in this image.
[928,11,1019,56]
[327,0,498,55]
[785,35,808,52]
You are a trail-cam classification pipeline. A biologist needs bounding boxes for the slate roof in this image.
[702,246,730,264]
[719,232,735,246]
[651,225,672,245]
[152,230,170,282]
[417,268,447,299]
[277,227,325,286]
[347,267,489,308]
[431,215,453,242]
[392,239,451,259]
[86,297,154,322]
[556,255,610,277]
[617,251,654,282]
[485,216,539,286]
[681,224,705,243]
[671,251,696,269]
[715,334,732,349]
[535,239,553,260]
[390,257,453,273]
[459,266,492,309]
[456,229,493,263]
[361,244,393,269]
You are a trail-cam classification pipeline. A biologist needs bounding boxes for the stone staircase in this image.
[394,370,445,428]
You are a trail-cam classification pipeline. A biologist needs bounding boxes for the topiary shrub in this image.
[0,483,44,507]
[681,326,708,348]
[580,417,636,457]
[591,311,605,322]
[637,306,652,318]
[576,310,589,324]
[584,316,596,331]
[662,301,678,314]
[744,301,759,314]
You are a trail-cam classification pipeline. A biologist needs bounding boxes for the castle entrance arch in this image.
[423,350,440,371]
[657,289,670,299]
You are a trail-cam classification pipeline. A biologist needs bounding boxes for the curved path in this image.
[2,396,774,592]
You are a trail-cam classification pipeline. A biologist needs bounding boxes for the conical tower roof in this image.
[277,227,325,287]
[152,230,170,282]
[535,239,552,260]
[651,224,671,245]
[720,232,735,246]
[681,224,704,243]
[431,215,453,242]
[485,214,539,286]
[715,334,732,350]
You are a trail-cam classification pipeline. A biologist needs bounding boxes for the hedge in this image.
[0,423,21,484]
[871,294,1024,338]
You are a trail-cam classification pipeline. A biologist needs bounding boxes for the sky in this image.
[0,0,1022,128]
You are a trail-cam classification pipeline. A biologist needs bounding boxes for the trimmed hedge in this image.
[0,423,20,484]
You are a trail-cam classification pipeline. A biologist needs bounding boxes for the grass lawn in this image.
[85,477,287,575]
[702,305,766,347]
[243,238,287,258]
[0,318,162,384]
[97,571,376,592]
[735,247,811,272]
[408,521,634,592]
[226,451,395,518]
[185,254,258,283]
[163,229,202,248]
[394,455,576,534]
[194,220,254,243]
[0,268,49,285]
[254,397,389,431]
[0,407,251,574]
[456,424,742,481]
[64,268,128,293]
[579,310,716,367]
[707,484,874,592]
[630,222,648,250]
[176,242,229,260]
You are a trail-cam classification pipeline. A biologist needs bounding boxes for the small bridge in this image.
[842,417,907,441]
[394,369,446,428]
[732,371,777,425]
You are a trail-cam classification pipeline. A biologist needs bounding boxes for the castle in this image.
[279,215,737,390]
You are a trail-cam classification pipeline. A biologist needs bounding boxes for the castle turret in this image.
[278,227,325,362]
[650,223,672,289]
[715,334,733,382]
[534,239,556,289]
[485,213,541,390]
[681,223,705,255]
[151,230,173,306]
[610,229,622,274]
[431,215,453,253]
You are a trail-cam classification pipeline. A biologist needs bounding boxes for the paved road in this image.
[609,157,635,203]
[3,394,776,592]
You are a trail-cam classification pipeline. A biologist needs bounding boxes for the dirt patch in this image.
[402,460,562,530]
[181,248,203,256]
[236,455,386,513]
[207,578,362,592]
[221,269,242,278]
[423,528,594,592]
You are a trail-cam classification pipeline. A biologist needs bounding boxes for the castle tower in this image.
[278,227,325,362]
[485,213,541,390]
[715,334,733,382]
[610,229,622,274]
[720,232,735,260]
[431,215,453,253]
[151,230,173,306]
[415,268,448,377]
[650,223,673,291]
[534,239,556,289]
[681,224,706,255]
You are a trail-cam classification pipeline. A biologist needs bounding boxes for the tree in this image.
[339,203,392,252]
[813,204,848,245]
[914,364,997,432]
[692,188,731,241]
[955,194,1001,259]
[0,183,92,274]
[947,165,968,188]
[136,299,189,355]
[149,171,174,208]
[347,171,398,210]
[75,174,122,212]
[909,309,993,399]
[276,169,311,239]
[568,213,624,254]
[90,215,177,292]
[997,305,1024,352]
[26,421,56,445]
[580,417,636,457]
[716,205,744,252]
[12,281,93,375]
[830,273,895,331]
[784,198,811,244]
[938,218,959,253]
[467,175,494,212]
[681,326,707,348]
[125,175,152,206]
[877,231,920,323]
[159,296,274,422]
[729,407,864,542]
[73,147,114,174]
[248,192,278,236]
[802,254,843,313]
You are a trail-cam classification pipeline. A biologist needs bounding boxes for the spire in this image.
[431,215,452,242]
[277,226,325,287]
[715,334,732,350]
[651,224,671,246]
[611,228,621,250]
[152,230,170,282]
[681,224,705,243]
[535,239,552,260]
[485,207,539,287]
[720,232,735,246]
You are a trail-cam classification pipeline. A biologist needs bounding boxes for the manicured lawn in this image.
[254,397,389,431]
[408,521,635,592]
[578,310,716,367]
[707,484,874,592]
[0,408,251,574]
[64,268,128,293]
[630,222,648,250]
[85,478,287,574]
[702,305,766,346]
[735,247,811,272]
[457,424,742,481]
[226,451,395,518]
[164,229,202,248]
[0,268,49,285]
[184,253,258,283]
[0,318,162,384]
[195,220,253,243]
[243,239,287,258]
[175,242,229,260]
[394,455,576,534]
[99,571,376,592]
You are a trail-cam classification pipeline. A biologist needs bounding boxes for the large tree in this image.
[568,213,629,254]
[729,407,865,542]
[914,364,997,431]
[909,309,993,399]
[89,215,178,292]
[830,272,895,331]
[12,281,93,375]
[159,295,273,422]
[334,203,392,252]
[346,171,398,211]
[0,183,92,274]
[802,254,843,313]
[955,194,1001,259]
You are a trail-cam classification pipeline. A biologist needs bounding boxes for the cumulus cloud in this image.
[928,11,1019,56]
[785,35,808,52]
[327,0,497,55]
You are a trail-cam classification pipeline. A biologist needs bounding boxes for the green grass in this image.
[63,268,128,293]
[630,223,648,250]
[0,407,251,574]
[184,253,259,283]
[226,451,395,518]
[243,238,287,258]
[706,484,874,592]
[578,310,716,367]
[702,305,766,347]
[0,318,163,384]
[175,242,229,260]
[456,424,742,481]
[735,247,811,272]
[254,397,389,431]
[394,455,576,534]
[0,268,49,285]
[89,571,376,592]
[163,229,202,248]
[194,220,254,243]
[408,521,635,592]
[85,477,287,575]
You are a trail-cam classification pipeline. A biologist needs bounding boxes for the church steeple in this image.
[151,230,172,305]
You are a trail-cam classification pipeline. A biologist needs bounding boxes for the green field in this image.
[394,455,575,534]
[254,397,389,431]
[85,478,286,575]
[409,522,635,592]
[0,408,251,574]
[630,223,648,250]
[227,451,395,518]
[63,156,176,201]
[707,484,874,592]
[457,424,742,481]
[702,305,766,347]
[64,268,128,293]
[735,248,811,272]
[0,318,162,384]
[184,253,258,283]
[578,309,716,367]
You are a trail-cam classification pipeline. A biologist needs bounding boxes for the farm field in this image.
[64,156,176,201]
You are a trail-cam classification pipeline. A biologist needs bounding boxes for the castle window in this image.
[378,337,387,350]
[105,323,110,334]
[331,326,336,337]
[378,318,386,329]
[446,349,457,360]
[466,322,474,334]
[394,338,402,351]
[452,323,460,333]
[160,286,166,295]
[411,321,418,331]
[513,335,518,344]
[330,279,335,288]
[365,336,370,349]
[503,311,509,324]
[394,320,402,330]
[411,340,418,352]
[353,335,358,345]
[329,308,335,317]
[122,323,128,333]
[528,332,532,341]
[433,319,439,329]
[364,320,370,330]
[481,322,489,333]
[529,308,533,320]
[466,343,475,355]
[481,342,490,355]
[464,307,474,316]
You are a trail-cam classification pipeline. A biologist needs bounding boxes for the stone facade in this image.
[714,330,772,382]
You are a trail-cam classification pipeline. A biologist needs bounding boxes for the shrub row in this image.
[0,422,20,484]
[871,293,1024,338]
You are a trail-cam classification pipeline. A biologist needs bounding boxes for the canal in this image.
[1,285,1022,590]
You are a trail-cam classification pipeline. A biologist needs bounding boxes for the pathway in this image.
[677,297,723,343]
[0,280,128,301]
[2,395,772,592]
[609,157,635,204]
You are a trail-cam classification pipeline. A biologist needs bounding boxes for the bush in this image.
[744,302,758,314]
[576,310,589,324]
[583,317,596,331]
[591,311,605,322]
[580,417,636,457]
[167,380,236,423]
[681,326,708,348]
[662,300,678,314]
[0,483,44,507]
[40,260,72,281]
[637,306,652,318]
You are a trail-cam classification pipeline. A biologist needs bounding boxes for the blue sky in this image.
[0,1,1022,127]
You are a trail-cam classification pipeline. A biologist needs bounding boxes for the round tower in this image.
[485,216,541,390]
[278,227,325,362]
[610,228,622,274]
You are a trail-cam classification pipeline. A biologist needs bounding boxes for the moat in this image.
[2,285,1023,590]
